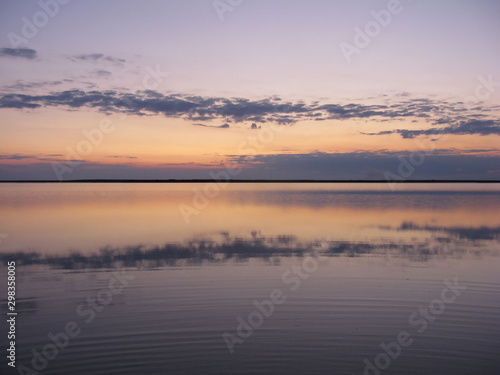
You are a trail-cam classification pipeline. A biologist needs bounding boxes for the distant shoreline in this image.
[0,180,499,184]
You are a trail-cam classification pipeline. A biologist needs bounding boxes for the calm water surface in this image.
[0,183,499,374]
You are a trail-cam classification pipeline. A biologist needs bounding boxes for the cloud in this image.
[68,53,125,64]
[0,90,499,138]
[107,155,137,159]
[0,48,37,60]
[92,70,112,77]
[362,119,500,138]
[0,154,33,160]
[193,123,230,129]
[2,151,499,181]
[3,80,64,91]
[0,153,83,163]
[223,151,500,180]
[0,94,41,109]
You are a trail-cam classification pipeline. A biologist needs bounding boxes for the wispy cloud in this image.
[3,80,66,91]
[68,53,125,65]
[91,69,113,78]
[0,153,83,163]
[362,120,500,138]
[0,48,37,60]
[193,123,230,129]
[106,155,137,159]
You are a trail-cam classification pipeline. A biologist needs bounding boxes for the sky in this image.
[0,0,499,180]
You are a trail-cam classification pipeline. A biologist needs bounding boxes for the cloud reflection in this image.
[2,226,498,270]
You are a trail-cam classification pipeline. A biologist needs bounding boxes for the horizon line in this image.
[1,179,500,184]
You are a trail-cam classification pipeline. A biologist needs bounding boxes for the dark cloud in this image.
[0,153,83,163]
[361,130,395,136]
[2,151,499,181]
[68,53,126,64]
[0,48,37,60]
[193,123,230,129]
[0,94,41,109]
[0,154,34,160]
[363,119,500,138]
[0,89,499,138]
[224,151,500,180]
[0,162,224,181]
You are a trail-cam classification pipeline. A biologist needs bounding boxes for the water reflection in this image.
[0,184,499,375]
[3,223,498,270]
[385,222,500,240]
[1,183,499,256]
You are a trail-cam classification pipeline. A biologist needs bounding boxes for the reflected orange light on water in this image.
[0,183,498,255]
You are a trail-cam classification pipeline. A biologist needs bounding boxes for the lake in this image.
[0,183,499,374]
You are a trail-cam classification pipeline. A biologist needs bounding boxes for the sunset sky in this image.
[0,0,499,180]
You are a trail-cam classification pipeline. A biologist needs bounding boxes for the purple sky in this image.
[0,0,499,180]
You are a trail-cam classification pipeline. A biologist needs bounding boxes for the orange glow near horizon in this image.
[2,107,499,170]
